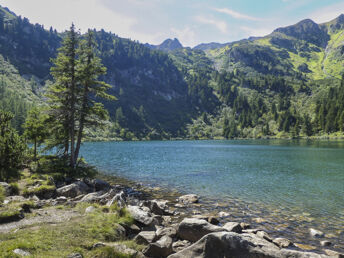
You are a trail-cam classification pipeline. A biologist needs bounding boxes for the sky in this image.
[0,0,344,47]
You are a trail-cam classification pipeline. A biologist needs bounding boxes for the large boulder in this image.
[57,181,91,198]
[178,194,199,204]
[177,218,226,242]
[93,179,111,191]
[309,228,324,238]
[168,232,327,258]
[134,231,157,245]
[143,199,169,215]
[143,236,173,258]
[222,222,242,233]
[127,205,154,226]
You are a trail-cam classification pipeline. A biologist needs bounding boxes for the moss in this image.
[0,208,22,223]
[23,184,56,198]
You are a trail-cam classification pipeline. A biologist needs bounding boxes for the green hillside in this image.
[1,4,344,140]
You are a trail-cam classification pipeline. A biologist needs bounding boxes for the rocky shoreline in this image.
[0,175,343,258]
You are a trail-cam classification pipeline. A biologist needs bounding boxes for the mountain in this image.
[146,38,183,52]
[1,4,344,140]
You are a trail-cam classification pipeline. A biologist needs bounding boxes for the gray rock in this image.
[177,218,226,242]
[240,222,251,229]
[93,179,110,191]
[143,235,173,258]
[79,191,105,203]
[218,211,230,218]
[13,248,31,256]
[134,231,157,245]
[168,232,327,258]
[172,240,192,253]
[67,253,83,258]
[178,194,199,204]
[320,240,332,247]
[57,181,91,198]
[208,216,220,225]
[85,206,96,213]
[92,242,106,249]
[0,182,13,196]
[156,226,177,239]
[56,196,67,203]
[115,223,127,238]
[143,199,169,215]
[222,222,242,233]
[110,243,144,257]
[273,237,293,248]
[309,228,325,238]
[127,205,154,226]
[256,231,273,242]
[324,249,344,257]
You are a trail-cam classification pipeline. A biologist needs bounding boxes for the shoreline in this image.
[97,171,344,255]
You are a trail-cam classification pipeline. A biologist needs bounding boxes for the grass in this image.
[0,208,22,224]
[0,203,140,257]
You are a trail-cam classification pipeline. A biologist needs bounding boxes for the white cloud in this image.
[214,8,263,21]
[171,26,197,47]
[195,16,228,34]
[309,2,344,24]
[240,26,273,37]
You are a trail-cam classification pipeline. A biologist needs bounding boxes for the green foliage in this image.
[0,185,4,204]
[9,182,19,195]
[0,110,26,181]
[0,208,22,223]
[23,106,48,159]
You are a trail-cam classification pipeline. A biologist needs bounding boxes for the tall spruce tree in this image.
[47,26,114,169]
[74,29,115,165]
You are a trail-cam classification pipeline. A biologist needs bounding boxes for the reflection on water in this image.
[80,139,344,251]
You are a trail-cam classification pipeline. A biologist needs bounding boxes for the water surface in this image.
[80,140,344,250]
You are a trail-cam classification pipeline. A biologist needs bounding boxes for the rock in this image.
[256,231,273,242]
[80,191,105,203]
[143,236,173,258]
[208,216,220,225]
[273,237,293,248]
[143,199,169,215]
[134,231,157,245]
[85,206,96,213]
[4,195,26,203]
[177,218,226,242]
[57,181,91,198]
[218,211,230,218]
[172,240,191,253]
[240,222,250,229]
[55,196,67,203]
[222,222,242,233]
[110,243,144,257]
[120,223,141,236]
[253,217,267,223]
[115,223,127,238]
[320,240,332,247]
[0,182,13,196]
[294,243,317,250]
[309,228,325,238]
[324,249,344,257]
[175,203,186,208]
[168,232,326,258]
[107,191,126,208]
[242,228,261,234]
[156,226,177,239]
[178,194,199,204]
[92,242,106,249]
[67,253,83,258]
[93,179,110,191]
[127,205,154,226]
[13,248,31,256]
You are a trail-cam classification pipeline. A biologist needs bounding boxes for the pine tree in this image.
[74,30,115,165]
[47,24,79,164]
[23,107,48,160]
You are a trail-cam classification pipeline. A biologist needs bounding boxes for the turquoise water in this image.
[80,140,344,247]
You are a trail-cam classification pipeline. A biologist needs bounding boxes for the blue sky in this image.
[0,0,344,47]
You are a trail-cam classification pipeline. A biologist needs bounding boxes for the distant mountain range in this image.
[1,4,344,139]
